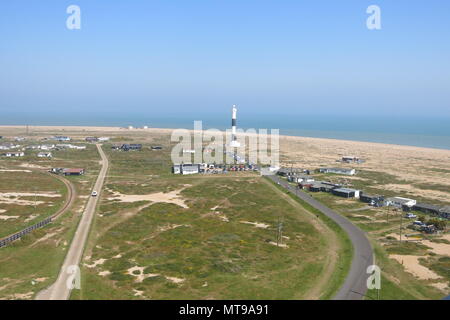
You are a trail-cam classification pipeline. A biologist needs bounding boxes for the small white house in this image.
[172,164,181,174]
[40,144,56,150]
[38,152,52,158]
[98,137,110,142]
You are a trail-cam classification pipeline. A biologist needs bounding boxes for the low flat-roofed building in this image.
[360,193,383,203]
[52,136,71,141]
[438,206,450,219]
[181,164,200,175]
[413,203,441,215]
[319,168,356,176]
[295,175,315,183]
[121,144,142,151]
[2,152,24,157]
[332,188,360,198]
[308,182,339,192]
[386,197,416,208]
[62,168,85,176]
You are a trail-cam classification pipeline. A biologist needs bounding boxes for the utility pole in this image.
[34,187,37,213]
[399,211,403,243]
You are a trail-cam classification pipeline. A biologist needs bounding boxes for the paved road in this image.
[36,144,108,300]
[267,175,374,300]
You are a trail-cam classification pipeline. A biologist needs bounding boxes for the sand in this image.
[279,135,450,202]
[0,215,19,221]
[84,259,107,269]
[389,255,442,280]
[0,192,61,206]
[98,271,111,277]
[269,241,289,248]
[240,221,270,229]
[166,276,185,284]
[24,214,38,222]
[127,266,159,283]
[158,224,189,232]
[420,240,450,256]
[107,189,189,209]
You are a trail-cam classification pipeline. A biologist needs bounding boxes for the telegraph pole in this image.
[399,211,403,243]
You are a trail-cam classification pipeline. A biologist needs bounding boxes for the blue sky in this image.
[1,0,450,120]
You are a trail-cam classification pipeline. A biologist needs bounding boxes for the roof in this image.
[63,168,84,173]
[414,203,440,211]
[333,188,359,193]
[320,167,355,172]
[182,164,200,169]
[439,206,450,213]
[388,197,415,202]
[361,194,383,198]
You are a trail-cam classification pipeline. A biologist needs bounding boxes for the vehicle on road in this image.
[91,191,98,197]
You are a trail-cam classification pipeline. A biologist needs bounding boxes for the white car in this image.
[91,191,98,197]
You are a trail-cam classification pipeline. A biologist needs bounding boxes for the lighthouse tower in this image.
[230,105,241,148]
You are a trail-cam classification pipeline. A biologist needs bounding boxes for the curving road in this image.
[36,144,108,300]
[267,175,374,300]
[47,172,77,220]
[0,170,76,248]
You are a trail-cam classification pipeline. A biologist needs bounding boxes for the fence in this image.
[0,217,53,248]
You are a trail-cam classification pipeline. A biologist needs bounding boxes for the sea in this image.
[1,112,450,150]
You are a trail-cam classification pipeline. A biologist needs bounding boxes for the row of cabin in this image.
[50,168,85,176]
[85,137,110,142]
[0,143,21,150]
[318,167,356,176]
[406,203,450,220]
[1,152,24,157]
[51,136,71,142]
[279,167,447,219]
[172,163,257,175]
[112,144,142,151]
[341,156,365,164]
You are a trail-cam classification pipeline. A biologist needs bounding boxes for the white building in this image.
[40,144,56,150]
[295,176,315,183]
[0,143,20,150]
[172,164,200,175]
[38,152,52,158]
[56,144,86,150]
[98,137,110,142]
[2,152,24,157]
[386,197,416,208]
[319,168,356,176]
[172,165,181,174]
